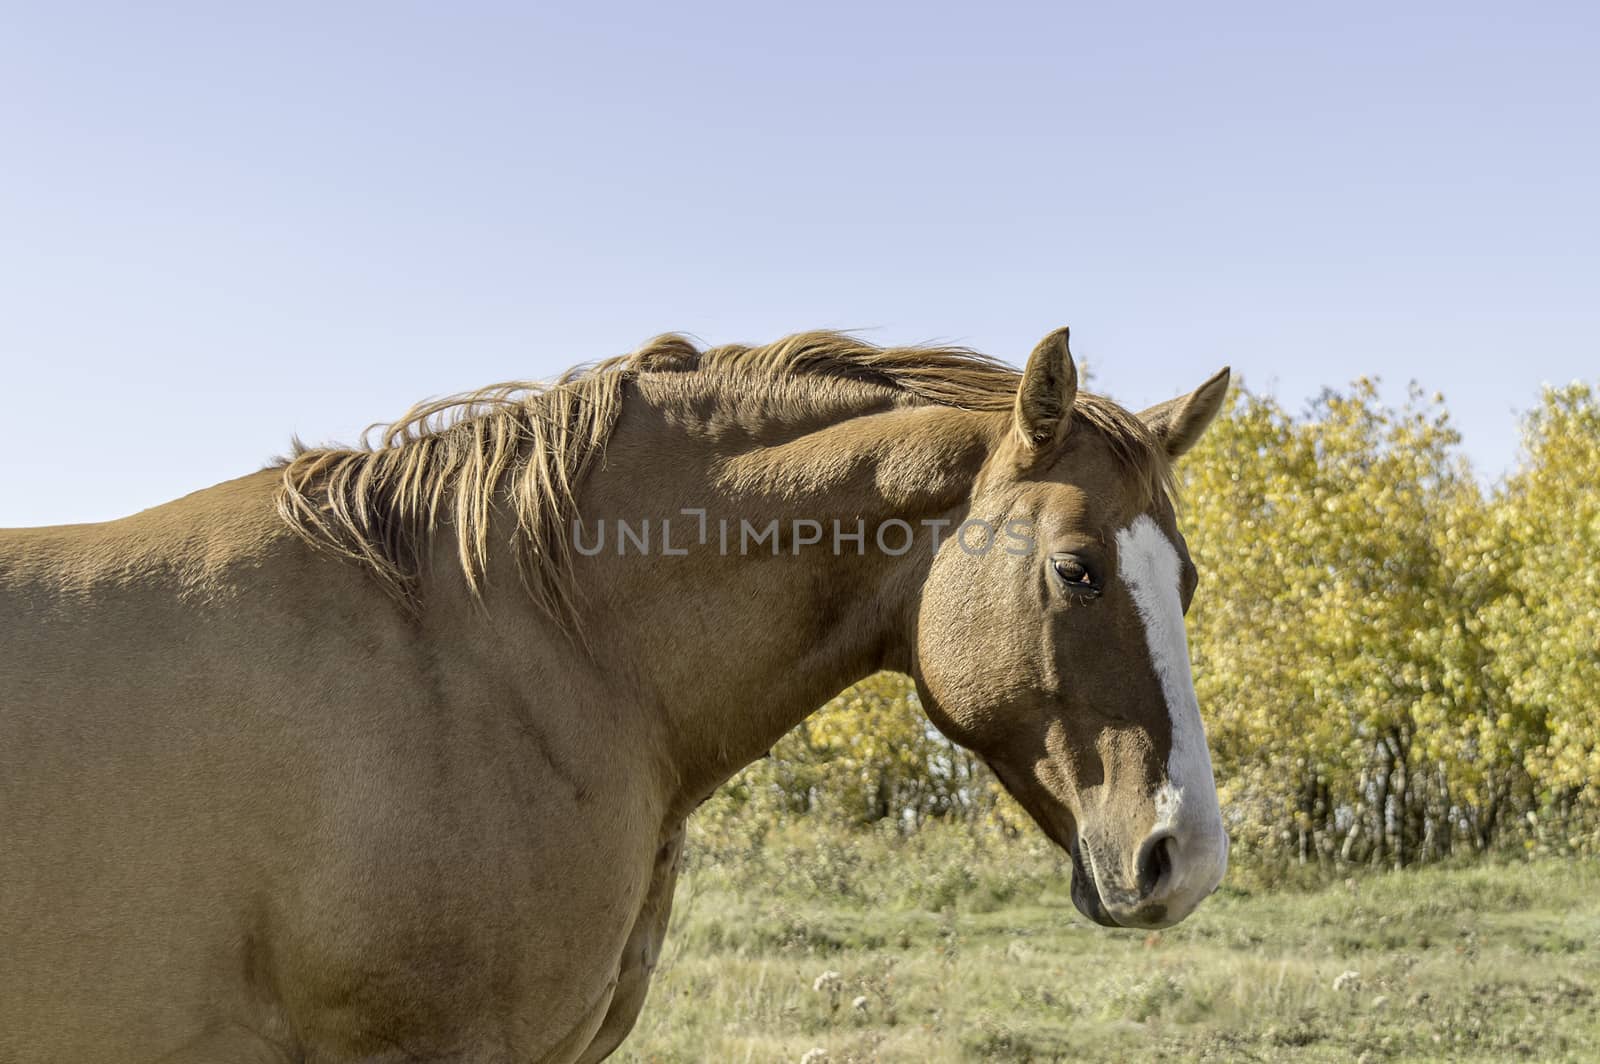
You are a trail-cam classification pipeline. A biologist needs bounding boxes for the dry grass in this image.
[618,823,1600,1063]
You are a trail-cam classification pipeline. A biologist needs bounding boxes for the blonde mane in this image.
[275,331,1171,625]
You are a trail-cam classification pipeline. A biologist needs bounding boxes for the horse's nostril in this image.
[1137,833,1175,899]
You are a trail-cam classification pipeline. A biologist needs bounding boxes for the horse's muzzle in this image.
[1071,827,1227,930]
[1068,838,1120,928]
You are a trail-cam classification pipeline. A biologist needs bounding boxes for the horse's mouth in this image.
[1069,838,1121,928]
[980,755,1137,930]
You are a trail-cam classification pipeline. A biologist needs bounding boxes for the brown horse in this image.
[0,327,1229,1062]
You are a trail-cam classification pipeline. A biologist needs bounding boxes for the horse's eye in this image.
[1051,556,1102,597]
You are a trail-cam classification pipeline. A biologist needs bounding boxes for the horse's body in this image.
[0,329,1232,1062]
[0,472,672,1061]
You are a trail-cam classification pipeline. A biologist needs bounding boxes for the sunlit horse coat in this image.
[0,328,1229,1062]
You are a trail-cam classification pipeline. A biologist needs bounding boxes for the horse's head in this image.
[913,328,1229,929]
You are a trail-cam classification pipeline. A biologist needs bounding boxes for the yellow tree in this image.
[1184,380,1482,867]
[1483,384,1600,847]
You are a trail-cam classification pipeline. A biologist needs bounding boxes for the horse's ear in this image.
[1139,367,1231,458]
[1013,327,1078,459]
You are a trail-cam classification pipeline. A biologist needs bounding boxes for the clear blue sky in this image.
[3,2,1596,526]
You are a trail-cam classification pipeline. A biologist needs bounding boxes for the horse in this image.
[0,326,1230,1062]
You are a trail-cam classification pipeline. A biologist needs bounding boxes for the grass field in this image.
[617,824,1600,1063]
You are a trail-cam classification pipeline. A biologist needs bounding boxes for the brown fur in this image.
[0,328,1224,1063]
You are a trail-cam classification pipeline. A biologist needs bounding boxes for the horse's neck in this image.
[579,387,1001,812]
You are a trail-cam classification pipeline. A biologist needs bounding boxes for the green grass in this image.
[617,824,1600,1062]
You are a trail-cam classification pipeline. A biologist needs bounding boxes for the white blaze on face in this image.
[1115,514,1229,904]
